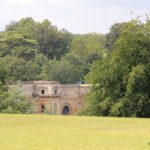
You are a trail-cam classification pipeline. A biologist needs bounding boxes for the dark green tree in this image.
[84,19,150,117]
[105,23,126,51]
[0,85,32,113]
[0,32,38,60]
[35,20,72,59]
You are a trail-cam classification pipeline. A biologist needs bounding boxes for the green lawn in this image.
[0,114,150,150]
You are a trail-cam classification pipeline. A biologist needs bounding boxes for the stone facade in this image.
[10,81,90,115]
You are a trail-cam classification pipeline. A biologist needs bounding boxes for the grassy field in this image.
[0,115,150,150]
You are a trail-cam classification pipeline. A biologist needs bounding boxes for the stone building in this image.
[11,81,90,115]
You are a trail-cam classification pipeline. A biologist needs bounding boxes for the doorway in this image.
[41,104,45,113]
[62,105,71,115]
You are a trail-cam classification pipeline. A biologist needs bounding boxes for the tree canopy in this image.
[1,17,150,117]
[83,19,150,117]
[0,17,106,83]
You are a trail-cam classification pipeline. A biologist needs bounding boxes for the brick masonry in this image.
[9,81,90,115]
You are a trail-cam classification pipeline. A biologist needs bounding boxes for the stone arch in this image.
[77,101,81,109]
[41,103,45,113]
[54,103,57,114]
[62,103,72,115]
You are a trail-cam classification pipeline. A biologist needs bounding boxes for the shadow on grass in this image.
[148,142,150,146]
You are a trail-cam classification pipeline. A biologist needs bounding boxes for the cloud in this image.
[0,0,150,34]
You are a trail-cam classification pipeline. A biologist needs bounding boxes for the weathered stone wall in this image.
[9,81,91,115]
[21,83,33,97]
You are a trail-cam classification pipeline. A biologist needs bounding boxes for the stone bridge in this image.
[11,81,90,115]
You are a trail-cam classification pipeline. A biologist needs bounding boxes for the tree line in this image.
[0,17,150,117]
[0,17,105,84]
[82,18,150,118]
[0,17,105,113]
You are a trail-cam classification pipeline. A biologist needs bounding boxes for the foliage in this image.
[71,33,106,58]
[0,18,106,84]
[0,60,7,84]
[35,20,72,59]
[84,19,150,117]
[1,16,150,117]
[6,17,36,39]
[0,31,38,60]
[47,58,80,83]
[69,33,106,82]
[105,22,126,51]
[0,85,32,113]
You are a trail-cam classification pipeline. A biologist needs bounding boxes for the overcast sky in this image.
[0,0,150,34]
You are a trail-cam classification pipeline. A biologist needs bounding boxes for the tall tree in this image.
[6,17,36,39]
[0,60,7,84]
[71,33,106,58]
[0,32,38,60]
[105,23,126,51]
[84,19,150,117]
[36,20,72,59]
[69,33,106,82]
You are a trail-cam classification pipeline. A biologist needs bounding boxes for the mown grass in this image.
[0,114,150,150]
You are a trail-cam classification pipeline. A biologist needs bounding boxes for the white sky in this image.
[0,0,150,34]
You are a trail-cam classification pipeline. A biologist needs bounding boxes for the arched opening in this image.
[55,89,57,95]
[77,101,81,109]
[54,103,57,114]
[62,105,70,115]
[41,104,45,113]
